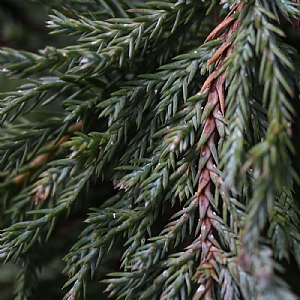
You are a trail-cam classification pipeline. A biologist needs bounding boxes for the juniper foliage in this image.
[1,0,300,299]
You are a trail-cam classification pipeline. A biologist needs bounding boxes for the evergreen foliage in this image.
[1,0,300,299]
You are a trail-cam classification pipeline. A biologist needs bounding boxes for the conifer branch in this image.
[1,1,300,299]
[191,3,242,299]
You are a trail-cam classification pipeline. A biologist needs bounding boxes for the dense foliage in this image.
[1,0,300,299]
